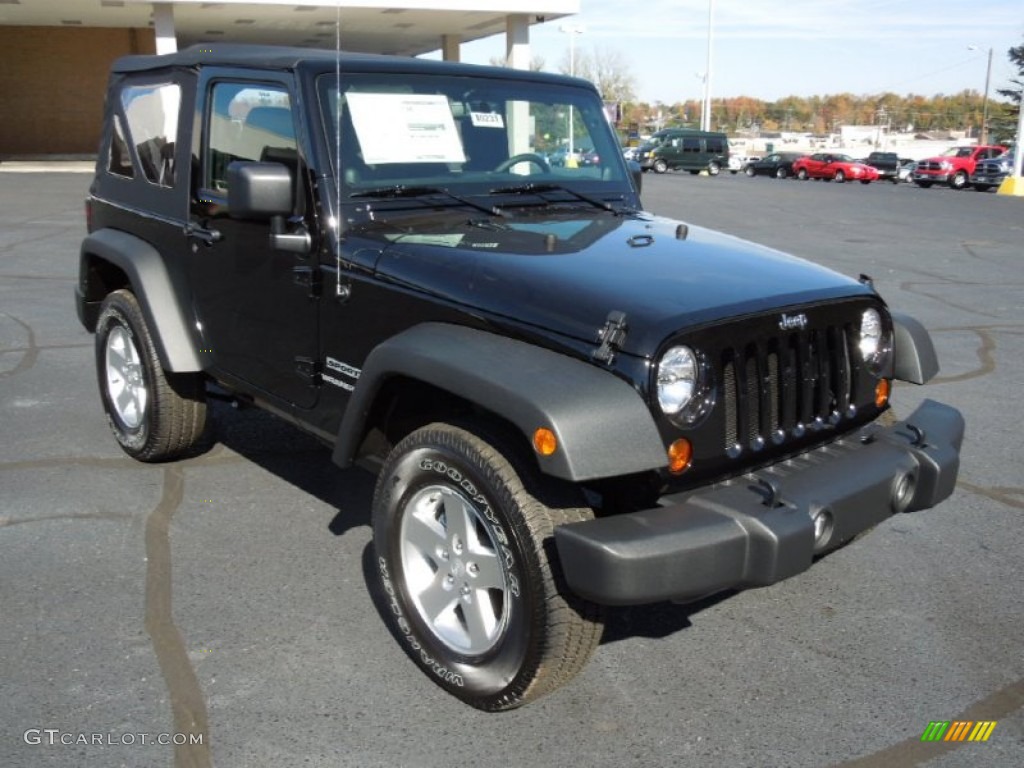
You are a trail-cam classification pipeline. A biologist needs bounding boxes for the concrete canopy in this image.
[0,0,580,56]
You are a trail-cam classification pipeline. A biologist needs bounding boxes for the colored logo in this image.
[920,721,997,742]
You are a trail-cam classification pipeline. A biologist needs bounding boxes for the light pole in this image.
[968,45,993,144]
[560,25,585,164]
[701,0,715,131]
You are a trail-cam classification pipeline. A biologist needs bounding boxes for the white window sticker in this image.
[346,92,466,164]
[470,111,504,129]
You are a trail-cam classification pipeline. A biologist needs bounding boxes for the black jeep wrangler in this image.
[76,44,963,711]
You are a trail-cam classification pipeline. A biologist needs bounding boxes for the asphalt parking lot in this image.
[2,166,1022,768]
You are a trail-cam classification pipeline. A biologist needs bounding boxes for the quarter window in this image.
[120,83,180,186]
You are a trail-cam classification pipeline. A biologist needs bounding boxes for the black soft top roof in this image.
[112,42,588,89]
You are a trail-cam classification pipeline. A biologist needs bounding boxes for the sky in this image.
[452,0,1023,105]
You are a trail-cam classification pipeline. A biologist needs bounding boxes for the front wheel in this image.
[775,167,788,179]
[916,180,932,188]
[745,165,756,177]
[797,168,808,180]
[860,179,872,185]
[834,170,846,183]
[949,171,968,190]
[973,183,993,192]
[653,158,668,174]
[95,289,207,461]
[372,422,604,711]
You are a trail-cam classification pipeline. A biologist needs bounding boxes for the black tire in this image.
[95,289,207,461]
[372,422,604,711]
[973,183,992,192]
[775,167,788,179]
[916,180,932,188]
[860,179,871,185]
[834,170,846,183]
[653,158,668,174]
[950,171,968,190]
[797,168,808,180]
[745,165,756,177]
[707,161,721,176]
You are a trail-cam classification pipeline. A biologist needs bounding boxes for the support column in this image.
[441,34,460,62]
[505,14,529,70]
[152,3,177,55]
[505,15,531,160]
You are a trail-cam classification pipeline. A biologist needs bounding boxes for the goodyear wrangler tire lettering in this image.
[372,422,604,711]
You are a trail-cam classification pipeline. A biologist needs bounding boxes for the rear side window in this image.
[107,114,134,178]
[119,83,181,186]
[206,82,295,192]
[706,138,725,154]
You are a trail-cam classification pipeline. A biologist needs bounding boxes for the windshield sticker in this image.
[346,92,466,164]
[384,233,465,247]
[470,111,504,129]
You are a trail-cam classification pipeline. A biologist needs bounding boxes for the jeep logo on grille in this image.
[779,312,808,331]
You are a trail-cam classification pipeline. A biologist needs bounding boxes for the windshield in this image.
[318,72,630,196]
[941,147,974,158]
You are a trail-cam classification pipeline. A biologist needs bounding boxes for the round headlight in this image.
[859,308,890,372]
[657,345,698,416]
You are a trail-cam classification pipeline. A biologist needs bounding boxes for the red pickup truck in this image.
[913,144,1006,189]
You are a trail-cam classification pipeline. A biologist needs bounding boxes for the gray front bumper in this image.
[555,400,964,606]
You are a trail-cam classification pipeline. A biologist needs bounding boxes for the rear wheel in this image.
[797,168,808,180]
[707,161,721,176]
[372,422,604,711]
[835,170,846,183]
[745,165,756,177]
[860,179,871,185]
[95,289,207,461]
[775,167,788,179]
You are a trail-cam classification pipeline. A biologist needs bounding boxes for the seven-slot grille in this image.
[721,324,857,455]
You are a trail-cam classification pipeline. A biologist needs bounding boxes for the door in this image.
[188,76,319,408]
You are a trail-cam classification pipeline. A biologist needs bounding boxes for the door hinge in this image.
[593,310,628,364]
[295,356,320,384]
[292,266,321,298]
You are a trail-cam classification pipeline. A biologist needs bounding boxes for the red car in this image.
[792,153,880,184]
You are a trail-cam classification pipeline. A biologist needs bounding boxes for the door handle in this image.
[184,222,222,245]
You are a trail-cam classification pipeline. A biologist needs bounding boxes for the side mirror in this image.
[227,161,294,220]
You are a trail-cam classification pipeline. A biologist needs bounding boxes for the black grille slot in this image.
[722,322,855,454]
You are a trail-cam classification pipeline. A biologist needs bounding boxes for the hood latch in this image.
[593,310,628,364]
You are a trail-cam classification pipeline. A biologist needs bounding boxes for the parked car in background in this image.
[622,146,638,162]
[861,152,904,183]
[637,128,729,175]
[547,146,582,167]
[898,160,917,183]
[913,144,1006,189]
[728,155,760,173]
[971,148,1016,191]
[743,152,803,179]
[792,153,880,184]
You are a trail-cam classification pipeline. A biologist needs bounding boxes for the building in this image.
[0,0,578,155]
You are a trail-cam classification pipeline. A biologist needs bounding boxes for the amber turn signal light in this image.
[533,427,558,456]
[667,438,693,474]
[875,379,891,408]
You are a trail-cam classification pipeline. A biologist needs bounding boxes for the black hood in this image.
[364,210,875,358]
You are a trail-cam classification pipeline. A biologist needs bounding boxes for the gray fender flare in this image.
[80,229,202,372]
[891,311,939,384]
[332,323,668,482]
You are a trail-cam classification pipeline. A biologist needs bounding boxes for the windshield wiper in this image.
[489,183,632,214]
[350,185,505,217]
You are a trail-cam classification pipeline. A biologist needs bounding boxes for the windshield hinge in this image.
[593,310,628,364]
[292,266,321,298]
[294,356,320,384]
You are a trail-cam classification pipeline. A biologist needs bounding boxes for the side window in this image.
[206,82,295,192]
[107,114,134,179]
[706,138,725,154]
[120,83,180,186]
[682,137,700,154]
